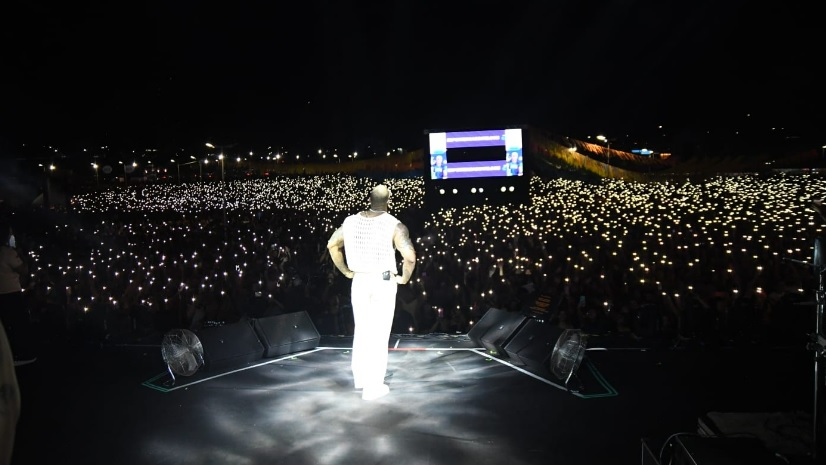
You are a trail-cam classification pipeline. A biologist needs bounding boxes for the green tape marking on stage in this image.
[141,347,618,398]
[576,358,619,399]
[141,349,325,392]
[469,349,618,398]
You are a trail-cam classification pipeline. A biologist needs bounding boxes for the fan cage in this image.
[161,329,205,377]
[549,329,587,381]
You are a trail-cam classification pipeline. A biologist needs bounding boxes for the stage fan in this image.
[161,329,204,382]
[549,329,588,389]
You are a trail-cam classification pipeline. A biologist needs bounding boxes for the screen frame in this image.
[428,128,524,181]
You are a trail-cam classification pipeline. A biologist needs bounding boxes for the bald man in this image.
[327,185,416,400]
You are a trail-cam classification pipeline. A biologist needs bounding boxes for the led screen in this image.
[428,129,523,180]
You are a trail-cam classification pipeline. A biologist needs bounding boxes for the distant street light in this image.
[218,154,225,182]
[205,142,237,179]
[174,157,199,183]
[218,154,226,235]
[596,134,610,154]
[120,161,136,184]
[597,135,611,175]
[206,140,227,235]
[38,163,55,208]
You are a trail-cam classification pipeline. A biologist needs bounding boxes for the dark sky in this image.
[2,0,824,154]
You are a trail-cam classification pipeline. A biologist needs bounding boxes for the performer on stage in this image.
[327,185,416,400]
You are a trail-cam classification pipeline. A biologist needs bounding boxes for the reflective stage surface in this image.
[10,333,817,465]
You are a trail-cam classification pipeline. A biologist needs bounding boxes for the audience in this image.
[2,170,823,350]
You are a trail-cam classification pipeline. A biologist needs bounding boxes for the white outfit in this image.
[350,273,397,392]
[342,212,400,398]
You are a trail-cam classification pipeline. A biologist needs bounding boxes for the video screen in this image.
[429,129,523,180]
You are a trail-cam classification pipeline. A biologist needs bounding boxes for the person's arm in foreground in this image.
[393,223,416,285]
[327,227,355,279]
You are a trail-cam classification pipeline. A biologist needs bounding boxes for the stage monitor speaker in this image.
[252,311,321,358]
[467,308,527,356]
[197,320,265,371]
[503,319,562,373]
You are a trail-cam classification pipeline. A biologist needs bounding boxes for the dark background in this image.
[1,0,823,155]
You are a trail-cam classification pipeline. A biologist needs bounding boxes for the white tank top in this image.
[342,212,400,273]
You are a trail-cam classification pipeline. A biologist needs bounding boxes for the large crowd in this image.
[4,170,826,350]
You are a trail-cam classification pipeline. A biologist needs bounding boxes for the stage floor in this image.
[9,333,819,465]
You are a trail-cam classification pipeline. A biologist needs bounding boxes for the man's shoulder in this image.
[0,247,22,266]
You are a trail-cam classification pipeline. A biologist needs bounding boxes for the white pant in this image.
[350,273,397,389]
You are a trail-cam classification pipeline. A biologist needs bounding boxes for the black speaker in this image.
[503,319,562,373]
[467,307,507,342]
[467,308,527,356]
[197,320,265,371]
[252,311,321,358]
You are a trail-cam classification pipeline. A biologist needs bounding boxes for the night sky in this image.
[2,1,823,155]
